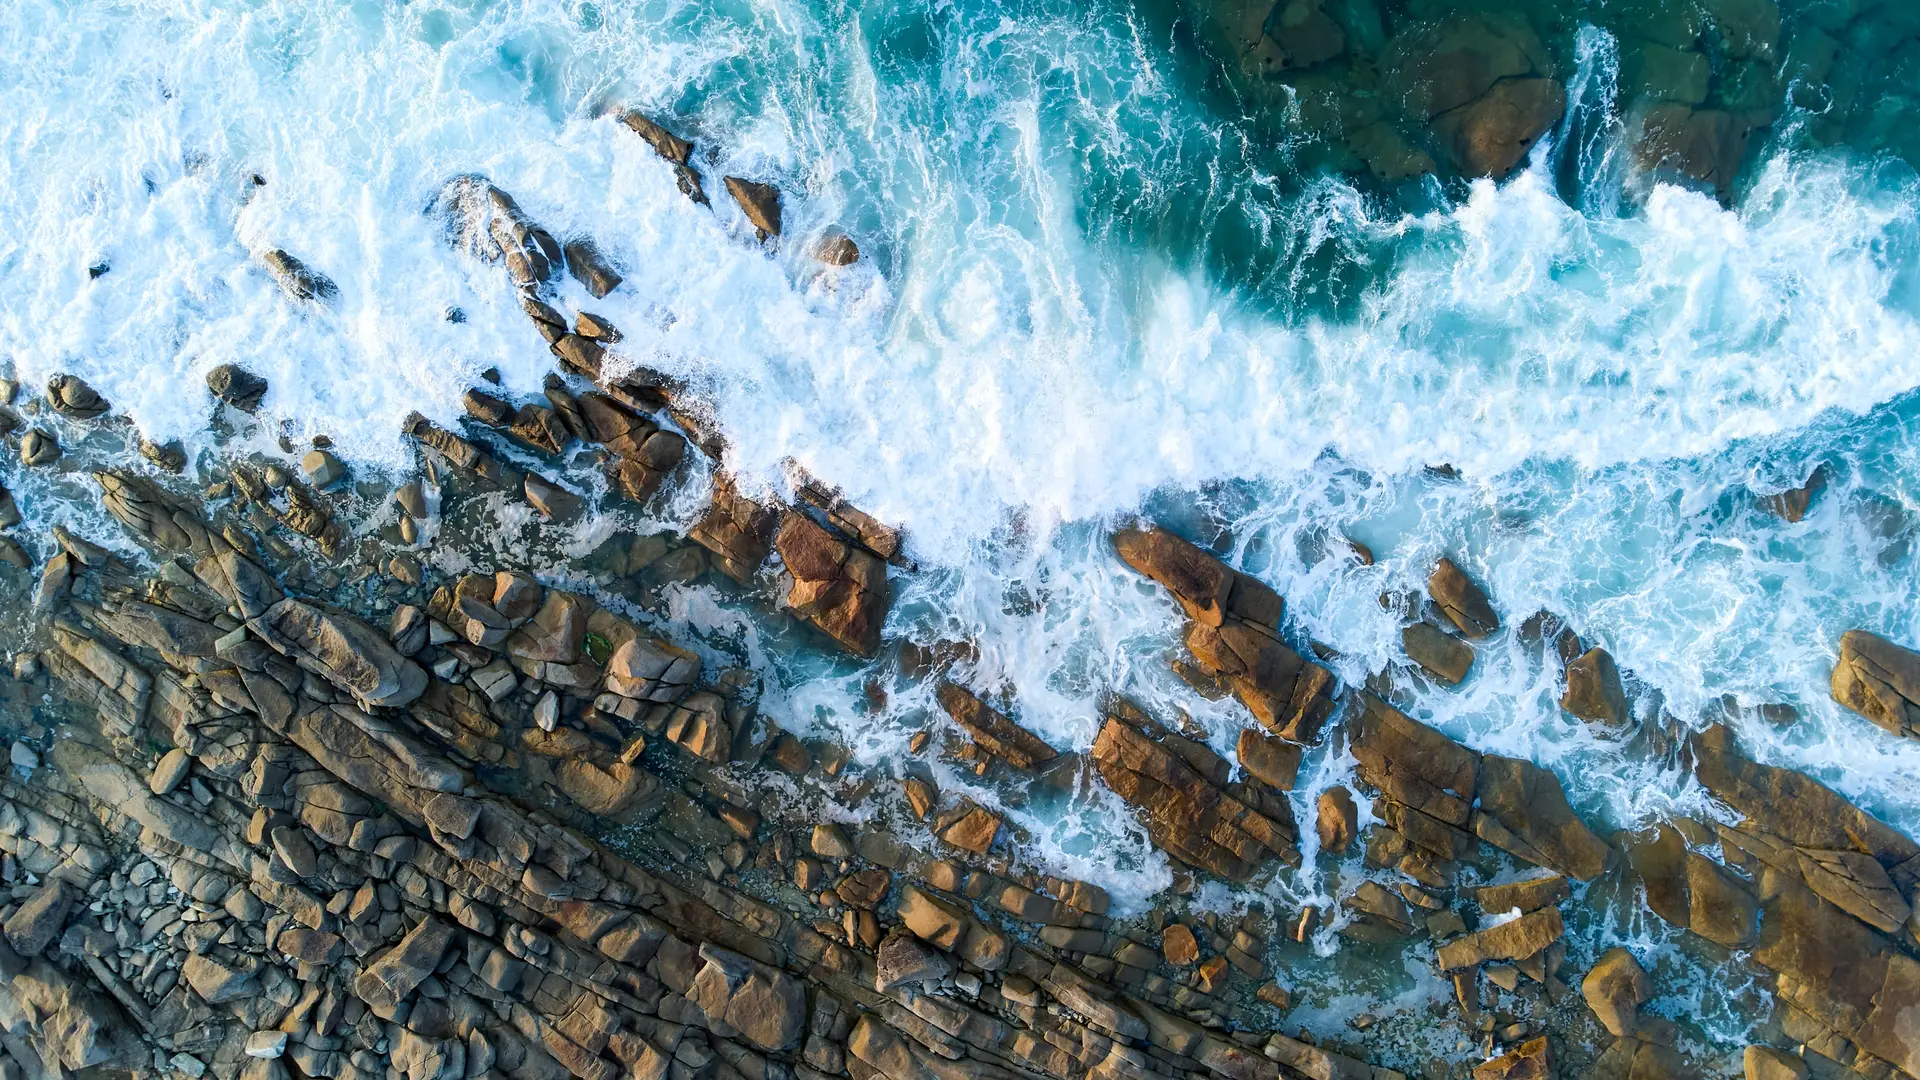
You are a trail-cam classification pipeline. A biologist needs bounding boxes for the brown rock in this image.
[1238,728,1303,791]
[1113,526,1278,629]
[1402,621,1474,685]
[1428,556,1499,638]
[935,682,1055,768]
[689,475,778,584]
[874,932,952,992]
[1432,78,1567,180]
[1473,873,1568,914]
[1627,822,1691,929]
[1472,1036,1549,1080]
[1162,923,1200,966]
[354,918,458,1011]
[1562,646,1630,725]
[724,177,782,240]
[776,512,890,657]
[1581,947,1651,1037]
[814,230,859,266]
[1475,754,1612,881]
[937,805,1001,853]
[1182,620,1334,742]
[1686,853,1757,947]
[1634,104,1760,200]
[1760,464,1827,523]
[1436,907,1563,970]
[1831,629,1920,740]
[1744,1047,1808,1080]
[1316,786,1357,854]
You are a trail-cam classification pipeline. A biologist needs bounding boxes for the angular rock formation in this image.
[689,475,778,584]
[775,512,890,657]
[935,683,1055,769]
[723,178,782,241]
[1114,525,1333,742]
[207,364,269,413]
[1091,700,1299,881]
[1427,556,1499,639]
[1831,630,1920,740]
[620,110,708,203]
[1348,695,1610,884]
[1561,646,1629,726]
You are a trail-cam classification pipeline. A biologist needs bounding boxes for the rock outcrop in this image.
[1831,630,1920,740]
[1114,526,1333,743]
[775,512,890,658]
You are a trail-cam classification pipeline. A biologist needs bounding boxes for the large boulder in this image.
[1562,646,1630,726]
[935,683,1055,769]
[253,598,428,708]
[1831,629,1920,740]
[776,512,890,657]
[1581,947,1651,1037]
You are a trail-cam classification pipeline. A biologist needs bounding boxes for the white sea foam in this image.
[6,0,1920,925]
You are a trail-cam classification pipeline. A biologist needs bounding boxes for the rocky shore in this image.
[0,103,1918,1080]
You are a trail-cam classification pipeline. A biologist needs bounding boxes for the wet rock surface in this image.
[0,111,1915,1080]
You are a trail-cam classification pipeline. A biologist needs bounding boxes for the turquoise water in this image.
[5,0,1920,971]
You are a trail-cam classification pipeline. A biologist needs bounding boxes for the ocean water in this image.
[6,0,1920,1038]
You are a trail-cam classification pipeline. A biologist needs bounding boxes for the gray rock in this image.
[148,748,191,795]
[263,250,337,303]
[252,597,427,708]
[47,375,109,420]
[353,917,457,1011]
[206,365,269,413]
[3,881,71,957]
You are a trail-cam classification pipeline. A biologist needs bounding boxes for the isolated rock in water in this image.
[1561,646,1629,726]
[206,363,269,412]
[619,109,709,204]
[776,511,890,657]
[563,237,623,298]
[46,374,109,420]
[1761,463,1828,523]
[301,449,345,489]
[724,177,783,240]
[935,681,1056,769]
[1581,947,1651,1038]
[263,249,337,303]
[814,229,859,265]
[1431,77,1566,179]
[1403,621,1474,685]
[21,430,60,467]
[1429,556,1500,638]
[1831,629,1920,740]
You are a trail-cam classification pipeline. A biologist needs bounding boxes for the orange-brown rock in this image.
[1831,629,1920,741]
[689,474,778,584]
[1472,1036,1550,1080]
[1316,786,1356,854]
[1090,707,1298,881]
[1237,728,1302,790]
[1562,646,1630,726]
[935,682,1056,769]
[1431,77,1566,180]
[775,511,890,657]
[1182,621,1334,742]
[1428,556,1500,638]
[1162,923,1200,966]
[1113,526,1278,629]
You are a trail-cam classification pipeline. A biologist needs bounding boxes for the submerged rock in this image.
[262,249,337,304]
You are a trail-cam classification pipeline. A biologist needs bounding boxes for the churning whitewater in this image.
[5,0,1920,1071]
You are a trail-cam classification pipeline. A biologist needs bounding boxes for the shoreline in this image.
[0,108,1919,1080]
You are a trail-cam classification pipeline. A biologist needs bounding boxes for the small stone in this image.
[811,824,853,859]
[8,741,37,773]
[533,690,559,732]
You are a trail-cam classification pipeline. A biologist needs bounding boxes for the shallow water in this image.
[6,0,1920,1048]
